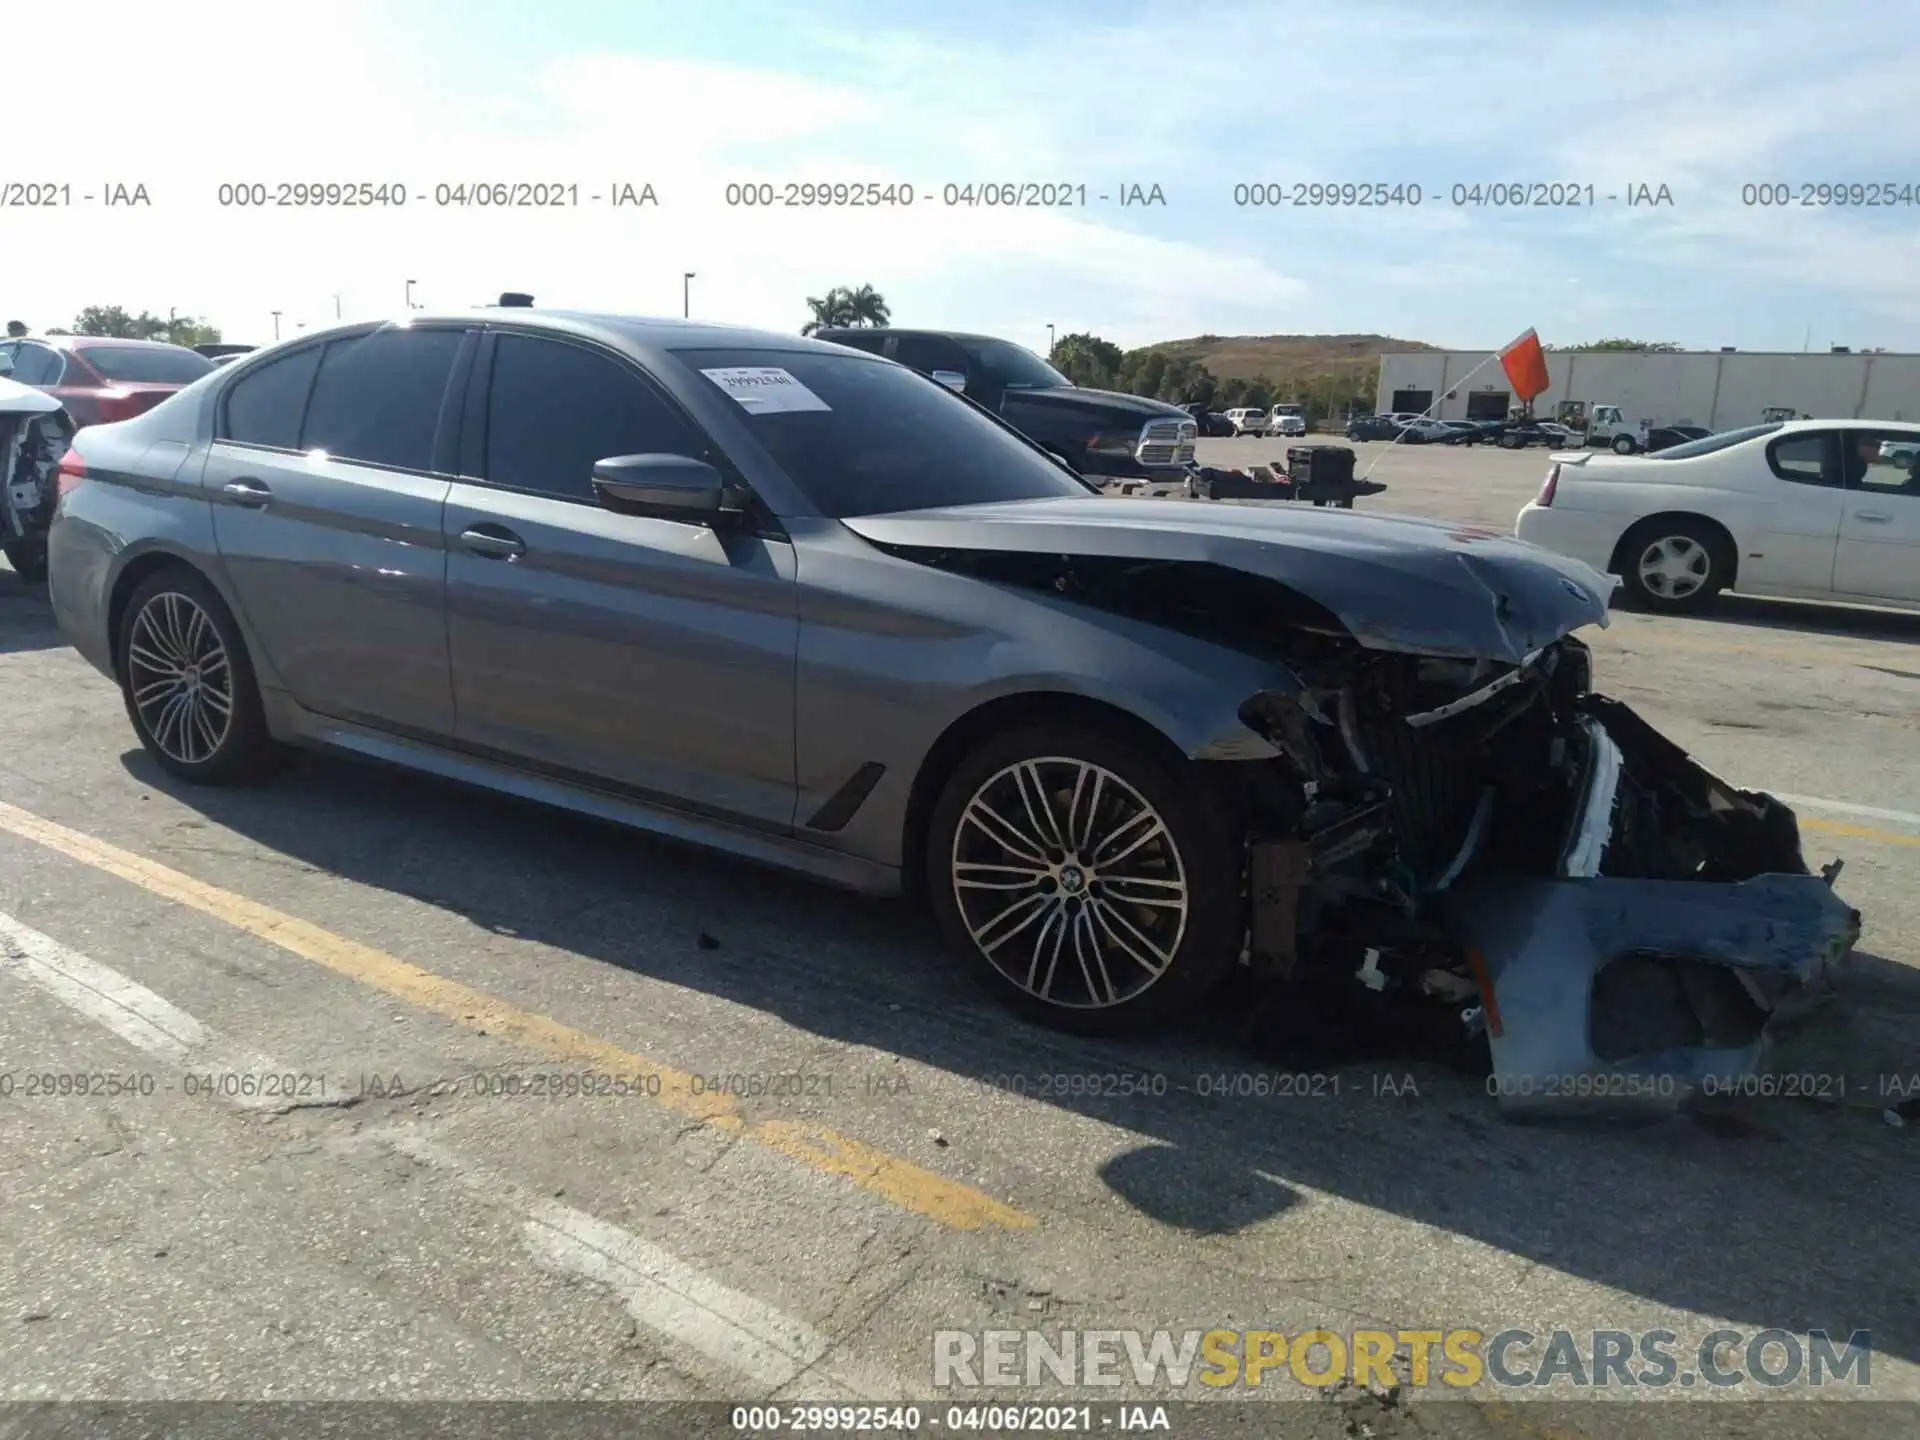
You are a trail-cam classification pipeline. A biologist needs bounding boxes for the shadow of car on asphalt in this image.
[0,578,66,654]
[122,744,1920,1365]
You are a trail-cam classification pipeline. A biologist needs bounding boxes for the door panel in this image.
[443,484,800,828]
[1834,432,1920,602]
[204,326,468,735]
[207,448,455,732]
[1738,432,1843,593]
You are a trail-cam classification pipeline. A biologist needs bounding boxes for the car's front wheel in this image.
[1611,435,1637,455]
[1617,518,1729,614]
[117,565,283,783]
[926,722,1243,1034]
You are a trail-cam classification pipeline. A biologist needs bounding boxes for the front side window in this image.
[222,345,324,450]
[674,346,1093,518]
[301,327,464,471]
[1764,431,1835,487]
[890,335,969,375]
[483,334,709,501]
[954,337,1070,390]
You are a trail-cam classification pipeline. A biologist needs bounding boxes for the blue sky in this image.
[9,0,1917,353]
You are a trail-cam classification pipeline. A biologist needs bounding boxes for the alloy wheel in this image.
[127,591,234,765]
[950,757,1190,1010]
[1636,536,1711,601]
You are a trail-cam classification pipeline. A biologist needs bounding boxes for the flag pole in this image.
[1360,345,1516,480]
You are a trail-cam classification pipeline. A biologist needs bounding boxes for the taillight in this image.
[1536,463,1560,507]
[56,446,87,497]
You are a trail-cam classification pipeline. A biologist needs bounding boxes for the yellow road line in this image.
[1802,817,1920,850]
[0,798,1034,1233]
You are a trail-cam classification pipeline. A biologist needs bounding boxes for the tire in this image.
[925,721,1244,1035]
[1616,517,1729,615]
[1499,432,1523,450]
[3,537,48,584]
[1611,435,1637,455]
[116,564,283,784]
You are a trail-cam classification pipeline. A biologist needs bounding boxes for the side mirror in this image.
[931,370,967,393]
[591,454,741,523]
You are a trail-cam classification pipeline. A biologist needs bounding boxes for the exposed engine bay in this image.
[1233,634,1860,1115]
[886,544,1862,1115]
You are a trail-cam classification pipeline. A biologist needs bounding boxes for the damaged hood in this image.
[0,377,64,416]
[845,496,1615,664]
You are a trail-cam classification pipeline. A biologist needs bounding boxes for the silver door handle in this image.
[222,478,272,508]
[1854,510,1892,524]
[459,525,526,560]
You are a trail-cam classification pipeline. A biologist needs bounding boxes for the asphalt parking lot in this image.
[2,444,1917,1435]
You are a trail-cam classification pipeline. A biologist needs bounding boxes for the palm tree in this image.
[800,284,891,334]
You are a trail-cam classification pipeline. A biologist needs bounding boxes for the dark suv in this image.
[813,328,1197,481]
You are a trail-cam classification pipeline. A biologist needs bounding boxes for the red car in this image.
[0,334,214,427]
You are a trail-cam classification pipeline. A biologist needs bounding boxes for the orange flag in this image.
[1499,328,1550,401]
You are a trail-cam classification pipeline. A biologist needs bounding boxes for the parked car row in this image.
[1341,413,1579,449]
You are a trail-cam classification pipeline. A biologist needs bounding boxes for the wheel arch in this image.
[898,690,1200,908]
[106,550,209,680]
[1608,511,1740,588]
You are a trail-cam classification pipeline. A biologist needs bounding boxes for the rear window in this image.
[76,345,214,385]
[1647,422,1783,459]
[673,347,1093,517]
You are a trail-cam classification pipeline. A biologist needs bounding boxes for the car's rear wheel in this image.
[926,722,1243,1034]
[1611,435,1637,455]
[1617,518,1728,614]
[117,566,282,784]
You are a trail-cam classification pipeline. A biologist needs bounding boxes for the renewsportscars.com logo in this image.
[932,1327,1874,1392]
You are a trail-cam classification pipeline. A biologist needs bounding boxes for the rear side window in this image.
[483,334,709,501]
[223,346,323,450]
[301,327,464,471]
[8,343,63,385]
[79,345,214,384]
[1765,432,1835,486]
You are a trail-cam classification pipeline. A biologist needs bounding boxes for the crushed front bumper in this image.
[1445,697,1862,1116]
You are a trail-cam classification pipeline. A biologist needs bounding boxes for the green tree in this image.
[66,305,219,346]
[1566,338,1681,352]
[800,283,891,335]
[1051,331,1124,388]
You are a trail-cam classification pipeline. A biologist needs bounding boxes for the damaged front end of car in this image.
[1235,637,1861,1116]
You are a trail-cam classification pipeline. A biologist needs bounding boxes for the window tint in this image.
[484,334,707,500]
[9,343,62,385]
[301,327,464,471]
[891,335,968,374]
[79,345,213,384]
[1765,432,1835,486]
[672,346,1093,517]
[223,346,323,449]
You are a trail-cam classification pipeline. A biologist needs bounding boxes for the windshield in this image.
[674,347,1094,517]
[1648,422,1784,459]
[78,344,215,384]
[953,337,1072,390]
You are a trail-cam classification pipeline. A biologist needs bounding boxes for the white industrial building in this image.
[1375,348,1920,430]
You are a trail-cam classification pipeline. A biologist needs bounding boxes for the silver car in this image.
[46,308,1858,1099]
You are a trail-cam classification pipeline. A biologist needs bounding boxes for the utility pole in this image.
[333,294,342,320]
[405,279,418,310]
[683,272,695,318]
[271,311,282,340]
[1047,324,1055,357]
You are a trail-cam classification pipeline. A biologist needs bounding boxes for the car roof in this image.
[350,308,872,358]
[1775,418,1920,434]
[810,327,1021,346]
[38,334,202,352]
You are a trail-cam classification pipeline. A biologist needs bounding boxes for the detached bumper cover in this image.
[1447,872,1860,1115]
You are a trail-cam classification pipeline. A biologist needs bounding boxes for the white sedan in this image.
[1515,418,1920,614]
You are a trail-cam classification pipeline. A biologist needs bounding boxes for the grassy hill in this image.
[1149,333,1437,388]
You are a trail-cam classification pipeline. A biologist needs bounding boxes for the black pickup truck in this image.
[813,328,1198,483]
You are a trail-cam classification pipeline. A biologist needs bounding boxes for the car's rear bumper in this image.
[1515,503,1623,577]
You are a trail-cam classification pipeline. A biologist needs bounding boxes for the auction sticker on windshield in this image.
[700,366,831,413]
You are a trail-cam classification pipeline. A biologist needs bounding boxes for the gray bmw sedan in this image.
[46,305,1856,1092]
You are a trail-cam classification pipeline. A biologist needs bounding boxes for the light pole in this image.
[1047,324,1055,357]
[405,279,418,310]
[271,310,282,341]
[333,294,342,320]
[683,272,695,319]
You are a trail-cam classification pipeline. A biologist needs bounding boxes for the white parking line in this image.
[1774,793,1920,830]
[0,913,910,1401]
[0,911,207,1060]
